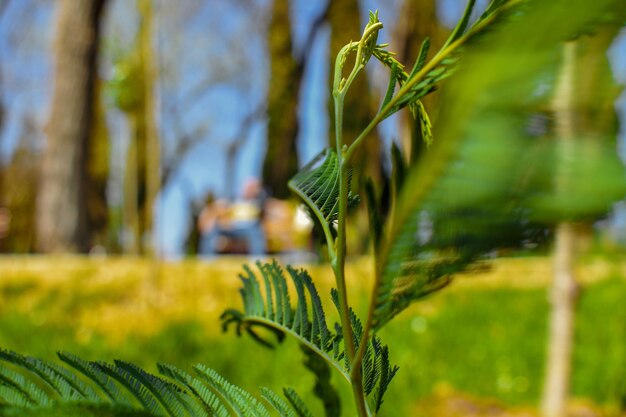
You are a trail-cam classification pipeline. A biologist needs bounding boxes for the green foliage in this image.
[366,0,626,331]
[288,149,360,234]
[4,268,626,414]
[221,261,398,415]
[300,347,341,417]
[0,348,315,417]
[4,0,626,416]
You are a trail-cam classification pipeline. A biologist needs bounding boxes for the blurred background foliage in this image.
[0,0,626,416]
[0,0,624,257]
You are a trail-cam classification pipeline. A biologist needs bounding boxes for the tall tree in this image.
[138,0,160,256]
[263,0,300,199]
[541,41,578,417]
[2,116,39,253]
[108,0,160,255]
[84,81,111,250]
[36,0,108,253]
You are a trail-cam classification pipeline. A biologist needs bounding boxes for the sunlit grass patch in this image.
[0,255,625,415]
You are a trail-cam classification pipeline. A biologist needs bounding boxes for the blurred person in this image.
[198,178,267,255]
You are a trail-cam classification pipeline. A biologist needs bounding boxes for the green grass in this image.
[0,256,625,416]
[378,276,626,414]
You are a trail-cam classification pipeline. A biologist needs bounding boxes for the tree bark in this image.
[37,0,107,253]
[263,0,302,199]
[139,0,160,256]
[541,29,619,417]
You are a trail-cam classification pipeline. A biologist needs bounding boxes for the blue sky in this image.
[1,0,625,256]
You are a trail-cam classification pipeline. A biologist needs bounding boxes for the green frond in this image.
[222,261,348,382]
[442,0,477,49]
[158,363,228,417]
[408,38,431,80]
[96,361,167,416]
[0,348,97,402]
[194,364,270,417]
[114,360,203,417]
[412,100,433,149]
[0,384,29,408]
[0,349,304,417]
[0,363,51,407]
[283,388,314,417]
[379,63,399,112]
[288,149,359,238]
[363,178,383,252]
[329,290,399,412]
[290,267,311,340]
[300,271,331,350]
[222,261,398,413]
[390,142,406,201]
[300,347,341,417]
[371,0,626,330]
[483,0,512,17]
[57,351,133,406]
[360,12,381,66]
[365,340,399,413]
[260,387,297,417]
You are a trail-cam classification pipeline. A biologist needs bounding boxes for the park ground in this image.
[1,255,626,417]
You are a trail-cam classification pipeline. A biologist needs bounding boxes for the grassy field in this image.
[1,255,625,416]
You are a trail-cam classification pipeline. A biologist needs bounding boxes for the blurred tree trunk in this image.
[542,29,619,417]
[124,113,144,255]
[85,81,111,250]
[111,0,159,255]
[138,0,160,256]
[37,0,107,253]
[0,70,4,252]
[2,117,39,253]
[264,0,298,199]
[264,0,330,198]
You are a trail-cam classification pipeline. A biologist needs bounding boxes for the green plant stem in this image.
[332,36,375,417]
[337,161,369,417]
[328,17,387,417]
[332,93,370,417]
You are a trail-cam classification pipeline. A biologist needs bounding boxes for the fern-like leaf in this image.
[0,348,310,417]
[283,388,314,417]
[0,363,51,407]
[222,261,398,415]
[408,38,431,80]
[115,360,204,417]
[96,361,167,416]
[288,149,359,236]
[300,346,341,417]
[57,351,133,406]
[222,261,349,382]
[260,387,297,417]
[158,363,229,417]
[371,0,626,330]
[0,348,98,402]
[194,364,270,417]
[442,0,477,49]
